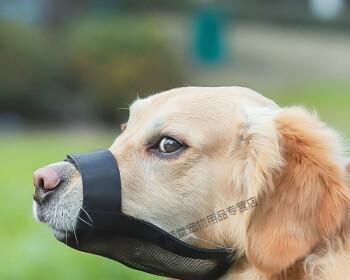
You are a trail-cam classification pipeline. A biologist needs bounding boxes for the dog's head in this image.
[33,87,349,277]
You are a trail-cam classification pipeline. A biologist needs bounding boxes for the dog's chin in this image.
[51,227,71,241]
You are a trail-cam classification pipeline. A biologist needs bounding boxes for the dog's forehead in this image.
[129,87,277,123]
[130,92,207,118]
[128,92,220,133]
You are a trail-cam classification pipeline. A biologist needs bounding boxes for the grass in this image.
[0,83,349,279]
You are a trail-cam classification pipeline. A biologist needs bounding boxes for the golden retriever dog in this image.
[33,87,350,280]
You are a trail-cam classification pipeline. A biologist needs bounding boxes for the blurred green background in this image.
[0,0,349,279]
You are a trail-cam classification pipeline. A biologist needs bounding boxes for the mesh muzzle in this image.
[63,149,236,280]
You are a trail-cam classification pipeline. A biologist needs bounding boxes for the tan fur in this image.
[246,107,349,278]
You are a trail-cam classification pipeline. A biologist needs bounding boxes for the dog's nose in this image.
[33,166,62,205]
[33,166,61,191]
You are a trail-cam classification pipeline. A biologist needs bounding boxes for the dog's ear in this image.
[230,107,283,199]
[244,107,348,276]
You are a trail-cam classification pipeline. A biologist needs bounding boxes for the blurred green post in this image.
[193,4,226,64]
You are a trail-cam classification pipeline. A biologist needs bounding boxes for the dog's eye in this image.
[157,137,183,154]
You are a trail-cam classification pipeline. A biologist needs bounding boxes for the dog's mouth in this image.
[34,202,73,241]
[33,182,63,209]
[34,196,75,241]
[34,196,79,242]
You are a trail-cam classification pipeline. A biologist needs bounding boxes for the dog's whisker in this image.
[64,220,68,245]
[78,215,93,227]
[188,236,233,251]
[71,222,79,246]
[81,207,93,223]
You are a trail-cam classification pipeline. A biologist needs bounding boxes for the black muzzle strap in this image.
[66,150,121,229]
[63,149,236,280]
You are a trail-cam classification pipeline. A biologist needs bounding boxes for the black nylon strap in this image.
[66,149,121,215]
